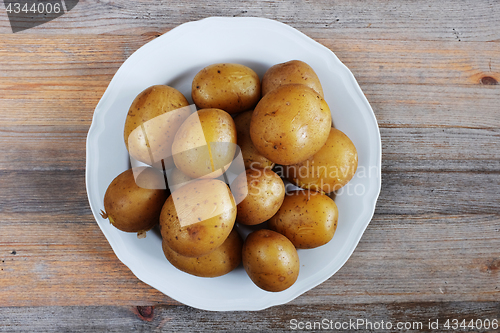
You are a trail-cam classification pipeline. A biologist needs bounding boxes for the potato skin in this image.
[124,85,190,169]
[285,128,358,193]
[232,168,285,226]
[160,179,236,257]
[103,167,168,232]
[162,228,242,277]
[242,229,300,292]
[234,110,274,170]
[192,63,261,114]
[172,108,237,179]
[250,84,332,165]
[168,166,193,192]
[268,191,338,249]
[262,60,324,97]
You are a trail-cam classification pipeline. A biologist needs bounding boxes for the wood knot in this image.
[485,258,500,273]
[480,76,498,85]
[135,306,154,321]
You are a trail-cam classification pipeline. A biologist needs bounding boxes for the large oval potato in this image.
[162,228,242,277]
[285,128,358,193]
[268,190,338,249]
[160,179,236,257]
[192,63,261,114]
[172,108,237,179]
[242,229,300,292]
[124,85,191,169]
[102,167,168,233]
[234,110,274,170]
[250,84,332,165]
[262,60,324,97]
[232,168,285,225]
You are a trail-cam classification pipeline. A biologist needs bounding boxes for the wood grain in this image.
[1,35,498,127]
[1,213,498,306]
[0,302,499,332]
[0,0,499,42]
[0,0,499,329]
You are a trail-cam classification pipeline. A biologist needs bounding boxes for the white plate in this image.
[86,17,381,311]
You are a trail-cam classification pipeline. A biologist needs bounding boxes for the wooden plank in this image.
[0,126,498,172]
[0,125,87,171]
[0,0,499,42]
[0,141,498,214]
[1,214,498,307]
[1,36,499,127]
[0,302,498,332]
[380,127,500,172]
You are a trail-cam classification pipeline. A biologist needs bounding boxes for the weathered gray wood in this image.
[0,0,499,328]
[1,214,498,307]
[0,126,498,172]
[0,167,498,216]
[0,0,499,42]
[0,126,87,171]
[0,302,499,332]
[1,36,499,128]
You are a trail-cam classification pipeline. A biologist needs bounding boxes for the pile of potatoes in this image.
[101,60,358,292]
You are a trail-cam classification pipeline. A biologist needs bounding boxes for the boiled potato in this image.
[192,63,261,114]
[101,167,168,233]
[172,108,237,179]
[160,179,236,257]
[162,228,242,277]
[168,166,193,192]
[234,110,274,170]
[250,84,331,165]
[262,60,324,97]
[242,229,300,292]
[268,190,338,249]
[232,168,285,225]
[285,128,358,193]
[124,85,191,169]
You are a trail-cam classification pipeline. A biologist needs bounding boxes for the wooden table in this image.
[1,1,499,331]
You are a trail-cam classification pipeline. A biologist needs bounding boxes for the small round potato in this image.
[172,108,237,179]
[242,229,300,292]
[232,168,285,225]
[192,63,261,114]
[159,179,236,257]
[162,228,242,277]
[124,85,190,169]
[285,128,358,193]
[250,84,332,165]
[234,110,275,170]
[102,167,168,233]
[268,190,338,249]
[262,60,324,97]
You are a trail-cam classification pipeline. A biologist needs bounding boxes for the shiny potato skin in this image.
[162,228,242,277]
[242,229,300,292]
[262,60,324,97]
[103,167,168,232]
[168,166,194,192]
[268,190,338,249]
[285,128,358,193]
[172,108,237,179]
[233,110,275,170]
[250,84,331,165]
[124,85,190,169]
[159,179,236,257]
[192,63,261,114]
[232,168,285,226]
